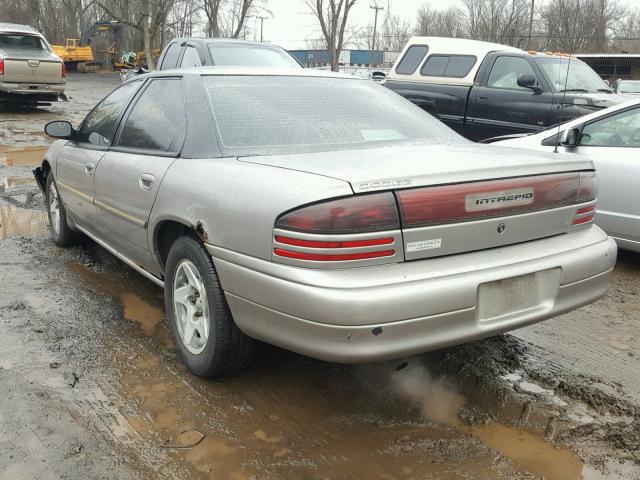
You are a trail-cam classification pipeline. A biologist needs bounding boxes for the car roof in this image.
[0,23,41,35]
[168,37,284,49]
[135,66,358,80]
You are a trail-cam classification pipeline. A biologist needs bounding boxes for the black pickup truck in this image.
[385,37,631,141]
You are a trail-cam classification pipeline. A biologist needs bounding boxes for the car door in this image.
[56,80,142,229]
[468,55,553,141]
[92,77,187,272]
[567,105,640,247]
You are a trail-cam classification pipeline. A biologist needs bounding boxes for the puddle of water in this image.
[0,206,48,239]
[467,422,583,480]
[66,261,165,339]
[0,146,48,167]
[3,176,35,189]
[391,363,583,480]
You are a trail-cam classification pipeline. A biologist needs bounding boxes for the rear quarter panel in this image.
[148,157,352,267]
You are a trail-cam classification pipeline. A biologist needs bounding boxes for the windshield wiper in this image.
[596,88,613,93]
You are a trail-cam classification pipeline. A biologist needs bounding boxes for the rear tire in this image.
[164,235,256,377]
[46,174,77,247]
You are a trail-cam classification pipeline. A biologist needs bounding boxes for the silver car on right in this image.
[489,98,640,252]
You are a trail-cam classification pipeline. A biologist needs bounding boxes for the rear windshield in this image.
[207,44,300,68]
[202,75,464,156]
[0,33,45,50]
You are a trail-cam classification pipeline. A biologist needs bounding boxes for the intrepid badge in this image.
[465,188,534,212]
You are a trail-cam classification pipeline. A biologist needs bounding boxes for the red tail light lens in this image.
[276,193,400,234]
[274,248,395,262]
[275,235,393,248]
[0,58,4,76]
[397,173,582,227]
[61,62,67,78]
[573,204,596,225]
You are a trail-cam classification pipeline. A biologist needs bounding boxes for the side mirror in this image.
[517,74,541,93]
[560,127,580,146]
[45,120,74,139]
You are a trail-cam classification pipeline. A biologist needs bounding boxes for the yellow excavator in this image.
[51,20,122,72]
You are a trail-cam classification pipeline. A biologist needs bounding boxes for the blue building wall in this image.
[288,49,385,66]
[349,50,383,65]
[289,50,330,65]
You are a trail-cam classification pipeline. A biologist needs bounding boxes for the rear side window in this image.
[421,55,476,77]
[117,79,186,152]
[395,45,428,75]
[78,80,141,146]
[160,43,180,69]
[180,46,202,68]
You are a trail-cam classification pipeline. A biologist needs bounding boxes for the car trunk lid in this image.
[249,144,596,262]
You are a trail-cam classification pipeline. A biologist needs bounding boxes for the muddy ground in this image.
[1,73,639,480]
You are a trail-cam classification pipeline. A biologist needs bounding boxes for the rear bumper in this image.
[207,227,617,363]
[0,81,65,96]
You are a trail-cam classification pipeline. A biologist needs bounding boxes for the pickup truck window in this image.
[536,57,611,93]
[488,57,537,90]
[395,45,428,75]
[0,34,45,50]
[420,55,476,78]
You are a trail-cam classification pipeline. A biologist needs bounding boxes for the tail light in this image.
[276,193,399,234]
[61,62,66,78]
[274,193,400,264]
[0,58,4,76]
[397,172,591,228]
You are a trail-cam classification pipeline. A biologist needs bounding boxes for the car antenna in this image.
[554,6,577,154]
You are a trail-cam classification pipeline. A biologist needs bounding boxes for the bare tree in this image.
[306,0,357,71]
[202,0,267,38]
[96,0,178,68]
[416,4,465,38]
[539,0,626,52]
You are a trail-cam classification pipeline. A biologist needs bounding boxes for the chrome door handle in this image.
[84,163,95,175]
[139,173,155,191]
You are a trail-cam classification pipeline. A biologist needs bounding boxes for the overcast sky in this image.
[248,0,463,49]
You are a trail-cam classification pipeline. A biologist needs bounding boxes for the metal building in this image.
[576,54,640,82]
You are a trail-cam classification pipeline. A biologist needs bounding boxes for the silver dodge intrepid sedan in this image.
[35,67,617,377]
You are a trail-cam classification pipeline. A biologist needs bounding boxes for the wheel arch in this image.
[153,217,210,275]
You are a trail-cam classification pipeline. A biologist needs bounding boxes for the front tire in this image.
[46,174,76,247]
[164,235,256,377]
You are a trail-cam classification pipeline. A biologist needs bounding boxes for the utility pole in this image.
[527,0,535,51]
[255,15,268,42]
[370,4,384,67]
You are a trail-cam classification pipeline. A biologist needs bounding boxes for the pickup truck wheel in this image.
[46,174,77,247]
[164,235,256,377]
